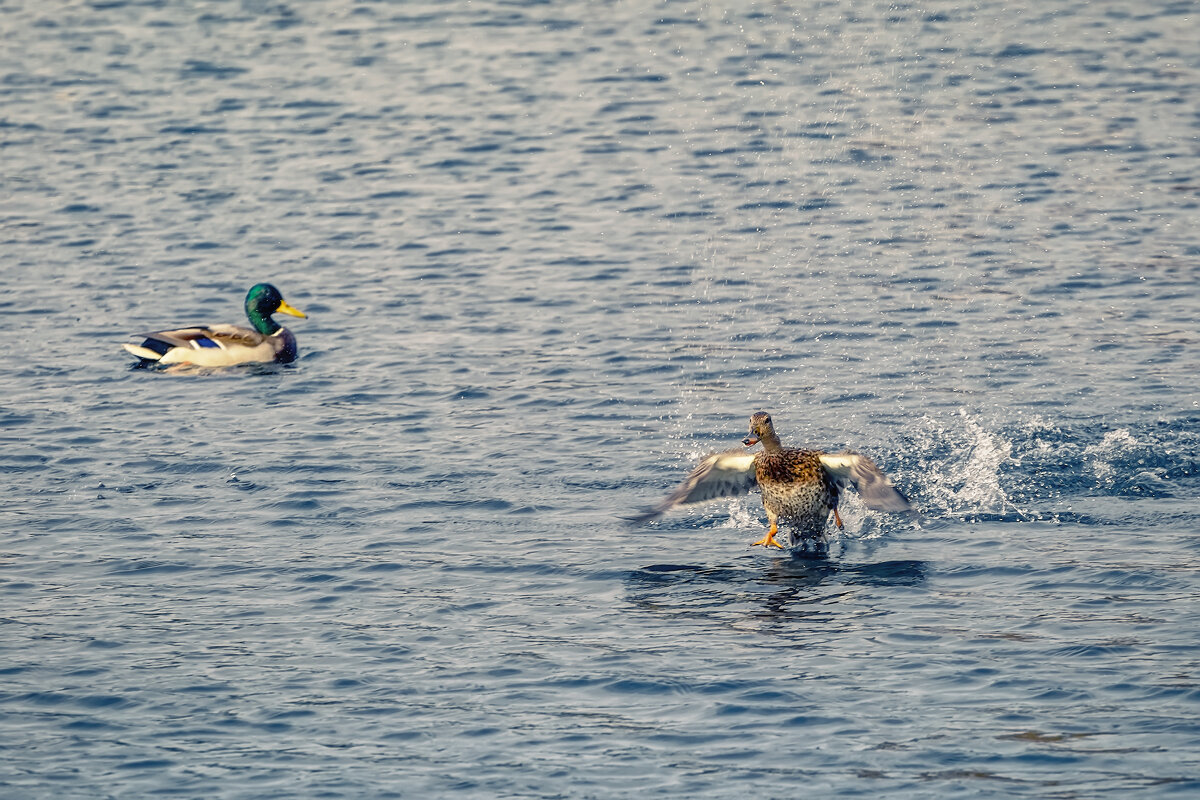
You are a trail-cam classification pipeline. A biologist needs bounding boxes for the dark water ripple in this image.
[3,0,1200,797]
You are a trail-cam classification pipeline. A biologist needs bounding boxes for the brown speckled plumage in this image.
[754,448,839,538]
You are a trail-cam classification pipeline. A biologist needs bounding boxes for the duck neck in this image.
[247,307,280,336]
[760,431,784,453]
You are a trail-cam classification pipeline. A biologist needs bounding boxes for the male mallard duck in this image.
[632,412,913,548]
[123,283,307,367]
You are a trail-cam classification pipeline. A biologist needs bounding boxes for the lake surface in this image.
[2,0,1199,797]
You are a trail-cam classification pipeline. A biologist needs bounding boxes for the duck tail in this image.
[123,341,169,362]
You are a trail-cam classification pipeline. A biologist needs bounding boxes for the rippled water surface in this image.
[3,0,1199,797]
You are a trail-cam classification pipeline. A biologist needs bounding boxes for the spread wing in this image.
[628,450,758,525]
[819,452,912,512]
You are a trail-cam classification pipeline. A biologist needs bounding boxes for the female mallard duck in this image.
[123,283,307,367]
[632,412,913,548]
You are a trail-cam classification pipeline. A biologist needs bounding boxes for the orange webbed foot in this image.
[751,523,784,549]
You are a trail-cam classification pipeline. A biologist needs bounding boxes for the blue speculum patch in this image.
[142,339,172,356]
[196,338,220,348]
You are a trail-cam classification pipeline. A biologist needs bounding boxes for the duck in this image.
[631,412,913,548]
[123,283,307,367]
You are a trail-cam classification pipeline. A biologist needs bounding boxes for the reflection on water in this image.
[627,558,928,619]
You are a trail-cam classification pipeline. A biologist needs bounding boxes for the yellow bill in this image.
[277,300,307,318]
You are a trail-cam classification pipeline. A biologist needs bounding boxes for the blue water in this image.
[3,0,1200,797]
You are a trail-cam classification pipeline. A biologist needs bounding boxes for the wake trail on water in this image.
[894,410,1199,529]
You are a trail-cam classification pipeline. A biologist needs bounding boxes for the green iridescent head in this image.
[244,283,306,335]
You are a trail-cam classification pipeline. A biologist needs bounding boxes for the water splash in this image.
[909,410,1028,520]
[1085,429,1133,479]
[717,500,761,530]
[901,413,1197,524]
[1078,427,1176,497]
